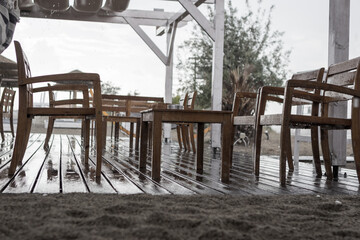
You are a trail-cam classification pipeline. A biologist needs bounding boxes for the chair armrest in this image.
[286,80,360,98]
[21,73,100,86]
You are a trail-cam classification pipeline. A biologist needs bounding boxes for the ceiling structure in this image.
[8,0,225,147]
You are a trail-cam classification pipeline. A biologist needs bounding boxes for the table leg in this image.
[139,120,149,172]
[197,123,204,174]
[151,112,162,181]
[221,116,232,183]
[130,122,134,152]
[114,122,119,142]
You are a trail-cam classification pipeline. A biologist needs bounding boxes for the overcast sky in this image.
[2,0,360,98]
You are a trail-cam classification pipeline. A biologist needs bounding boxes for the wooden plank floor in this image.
[0,133,359,195]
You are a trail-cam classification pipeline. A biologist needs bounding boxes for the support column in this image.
[164,27,174,142]
[328,0,350,167]
[211,0,225,149]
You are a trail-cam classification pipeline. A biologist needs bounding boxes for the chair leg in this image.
[183,125,191,151]
[135,119,140,153]
[44,117,55,150]
[189,123,196,154]
[279,124,289,186]
[176,125,182,149]
[0,113,4,142]
[9,117,31,176]
[84,119,90,165]
[102,120,107,152]
[253,125,263,176]
[352,104,360,183]
[181,125,188,151]
[10,114,14,137]
[320,128,333,180]
[95,117,103,179]
[311,126,322,177]
[286,129,294,172]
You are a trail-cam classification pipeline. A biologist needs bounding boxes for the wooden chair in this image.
[101,95,164,152]
[0,87,15,141]
[254,68,329,186]
[44,84,90,151]
[231,90,284,163]
[277,57,360,185]
[9,41,103,179]
[176,91,197,153]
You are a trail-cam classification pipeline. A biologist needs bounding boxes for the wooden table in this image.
[139,109,233,183]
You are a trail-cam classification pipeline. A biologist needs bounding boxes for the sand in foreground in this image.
[0,193,359,239]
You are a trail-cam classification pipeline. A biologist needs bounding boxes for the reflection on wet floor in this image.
[0,133,359,195]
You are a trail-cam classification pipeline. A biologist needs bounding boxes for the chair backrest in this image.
[324,57,360,102]
[0,88,15,114]
[180,91,197,110]
[46,84,90,108]
[14,41,31,85]
[102,95,164,117]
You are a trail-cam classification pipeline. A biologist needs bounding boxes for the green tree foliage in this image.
[177,0,290,110]
[101,81,121,95]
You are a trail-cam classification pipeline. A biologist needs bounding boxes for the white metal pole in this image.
[328,0,350,170]
[164,26,174,142]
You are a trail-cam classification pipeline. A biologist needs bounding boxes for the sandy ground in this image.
[0,193,360,239]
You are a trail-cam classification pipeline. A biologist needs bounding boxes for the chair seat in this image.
[260,114,352,129]
[28,107,95,116]
[103,115,139,123]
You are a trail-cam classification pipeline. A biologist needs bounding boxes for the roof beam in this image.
[20,8,191,27]
[177,0,215,41]
[160,0,214,3]
[124,17,168,65]
[168,0,206,25]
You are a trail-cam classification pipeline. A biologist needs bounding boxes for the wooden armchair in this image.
[101,95,164,152]
[9,41,103,179]
[255,68,329,186]
[176,91,197,153]
[0,87,15,141]
[278,57,360,185]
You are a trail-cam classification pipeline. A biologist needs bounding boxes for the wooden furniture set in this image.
[9,41,360,187]
[140,108,232,182]
[232,57,360,186]
[101,94,164,152]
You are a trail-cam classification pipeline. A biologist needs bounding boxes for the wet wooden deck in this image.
[0,133,359,195]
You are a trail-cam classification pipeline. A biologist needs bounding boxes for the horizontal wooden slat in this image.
[260,114,352,129]
[103,116,139,122]
[51,99,87,106]
[260,114,282,126]
[233,116,255,125]
[292,68,323,81]
[290,115,352,129]
[102,95,163,102]
[327,71,356,86]
[28,107,95,116]
[33,84,89,93]
[328,57,360,75]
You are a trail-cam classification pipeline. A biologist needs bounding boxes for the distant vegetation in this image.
[177,0,290,111]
